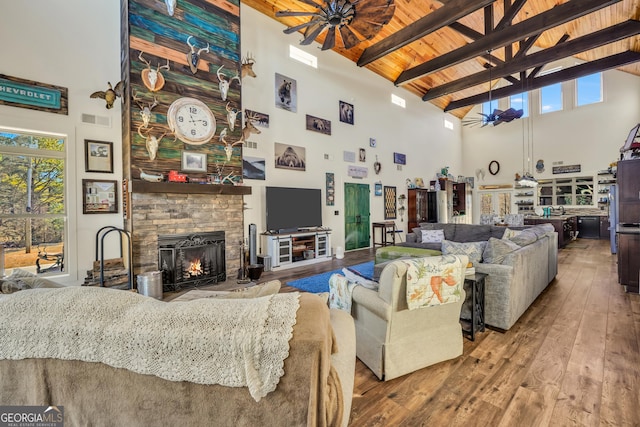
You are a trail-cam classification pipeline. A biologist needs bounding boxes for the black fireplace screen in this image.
[158,231,225,291]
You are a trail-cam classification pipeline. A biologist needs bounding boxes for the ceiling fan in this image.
[463,107,524,127]
[276,0,396,51]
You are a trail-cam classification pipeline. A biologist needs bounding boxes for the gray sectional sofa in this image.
[398,223,558,330]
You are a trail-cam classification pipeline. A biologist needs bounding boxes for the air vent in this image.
[81,113,111,127]
[243,140,257,149]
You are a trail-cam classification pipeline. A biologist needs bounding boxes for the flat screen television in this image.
[266,187,322,232]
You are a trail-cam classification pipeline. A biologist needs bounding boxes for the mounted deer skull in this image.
[139,52,169,92]
[241,53,257,79]
[164,0,176,15]
[225,102,240,131]
[217,65,241,101]
[186,36,209,74]
[218,127,244,161]
[138,125,166,161]
[132,91,159,128]
[242,110,262,141]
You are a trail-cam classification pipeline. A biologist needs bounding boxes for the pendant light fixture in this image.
[517,86,537,187]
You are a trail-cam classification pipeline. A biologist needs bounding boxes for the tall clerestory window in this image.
[576,72,603,106]
[0,129,66,277]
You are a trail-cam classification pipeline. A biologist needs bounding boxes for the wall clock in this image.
[167,97,216,145]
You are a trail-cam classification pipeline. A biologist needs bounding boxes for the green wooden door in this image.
[344,183,370,250]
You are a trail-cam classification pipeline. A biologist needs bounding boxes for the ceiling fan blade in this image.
[293,0,326,8]
[283,19,324,34]
[349,19,385,40]
[276,10,321,17]
[301,22,327,45]
[339,24,362,49]
[322,26,337,50]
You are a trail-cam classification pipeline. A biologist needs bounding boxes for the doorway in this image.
[344,183,370,250]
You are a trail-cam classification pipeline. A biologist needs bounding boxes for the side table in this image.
[372,221,396,247]
[461,272,486,341]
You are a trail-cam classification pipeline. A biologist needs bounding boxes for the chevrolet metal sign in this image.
[0,74,68,115]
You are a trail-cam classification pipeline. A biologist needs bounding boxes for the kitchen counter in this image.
[524,215,577,248]
[617,223,640,234]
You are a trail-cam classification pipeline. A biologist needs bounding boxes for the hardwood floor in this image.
[263,238,640,426]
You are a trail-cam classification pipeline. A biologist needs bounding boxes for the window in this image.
[576,72,602,106]
[537,176,594,206]
[391,94,406,108]
[289,45,317,68]
[0,129,66,276]
[509,92,529,117]
[540,83,562,113]
[482,99,498,117]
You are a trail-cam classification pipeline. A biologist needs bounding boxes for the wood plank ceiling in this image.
[240,0,640,119]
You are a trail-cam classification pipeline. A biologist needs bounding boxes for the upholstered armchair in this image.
[351,255,468,381]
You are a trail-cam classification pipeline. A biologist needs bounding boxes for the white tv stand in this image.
[262,230,331,269]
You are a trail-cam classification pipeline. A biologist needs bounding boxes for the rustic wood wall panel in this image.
[122,0,242,183]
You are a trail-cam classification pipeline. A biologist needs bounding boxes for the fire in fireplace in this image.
[158,231,225,291]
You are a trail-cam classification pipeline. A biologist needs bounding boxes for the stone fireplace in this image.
[127,188,247,286]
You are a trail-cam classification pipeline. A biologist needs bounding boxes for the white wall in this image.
[0,1,123,284]
[240,5,463,251]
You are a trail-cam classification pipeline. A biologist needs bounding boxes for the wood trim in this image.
[131,180,251,195]
[423,20,640,102]
[356,0,496,67]
[445,50,640,111]
[395,0,622,85]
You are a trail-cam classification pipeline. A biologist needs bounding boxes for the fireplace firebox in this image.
[158,231,226,291]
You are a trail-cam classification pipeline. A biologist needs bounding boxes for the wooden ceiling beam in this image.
[495,0,528,31]
[422,20,640,101]
[395,0,623,85]
[444,51,640,111]
[357,0,497,67]
[448,22,483,41]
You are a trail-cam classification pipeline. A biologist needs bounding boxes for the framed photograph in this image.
[393,152,406,165]
[245,109,269,128]
[243,156,266,180]
[306,114,331,135]
[375,182,383,196]
[274,142,306,171]
[181,151,207,172]
[85,139,113,173]
[275,73,297,112]
[339,101,354,125]
[82,179,118,214]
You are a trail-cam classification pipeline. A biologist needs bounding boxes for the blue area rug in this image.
[287,261,374,293]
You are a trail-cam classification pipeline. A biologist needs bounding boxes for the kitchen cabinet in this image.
[616,226,639,293]
[599,216,609,239]
[617,158,640,224]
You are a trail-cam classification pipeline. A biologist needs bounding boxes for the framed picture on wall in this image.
[85,139,113,173]
[393,152,406,165]
[181,151,207,172]
[82,179,118,214]
[374,182,383,196]
[384,186,397,219]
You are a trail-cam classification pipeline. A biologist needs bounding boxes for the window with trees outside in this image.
[0,129,66,276]
[537,176,594,206]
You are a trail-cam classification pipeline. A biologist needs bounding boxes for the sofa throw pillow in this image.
[508,230,538,247]
[421,229,445,243]
[441,240,486,266]
[483,237,521,264]
[502,228,523,240]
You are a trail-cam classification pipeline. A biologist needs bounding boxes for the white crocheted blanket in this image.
[0,287,300,401]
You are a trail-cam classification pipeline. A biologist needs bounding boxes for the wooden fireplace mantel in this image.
[130,180,252,195]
